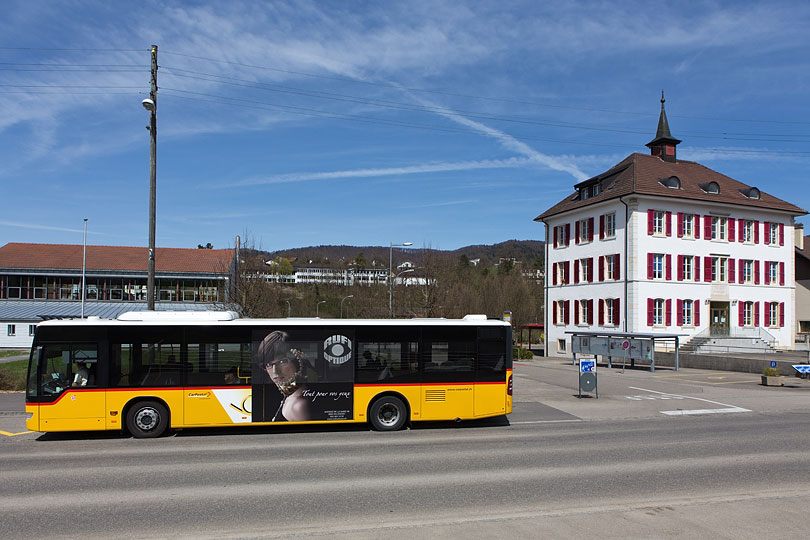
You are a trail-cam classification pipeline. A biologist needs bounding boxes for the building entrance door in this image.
[710,302,730,337]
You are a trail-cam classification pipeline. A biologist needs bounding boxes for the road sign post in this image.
[578,358,597,399]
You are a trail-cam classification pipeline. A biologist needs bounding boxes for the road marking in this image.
[628,386,751,416]
[511,419,583,425]
[652,374,760,385]
[0,430,31,437]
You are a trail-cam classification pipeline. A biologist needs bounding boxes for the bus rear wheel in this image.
[369,396,408,431]
[126,400,169,438]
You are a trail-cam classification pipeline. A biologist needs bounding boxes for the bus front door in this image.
[39,344,106,432]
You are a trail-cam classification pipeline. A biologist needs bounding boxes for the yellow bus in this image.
[25,311,513,437]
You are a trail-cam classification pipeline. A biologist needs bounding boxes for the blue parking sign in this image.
[580,359,595,373]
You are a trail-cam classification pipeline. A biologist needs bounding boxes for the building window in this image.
[769,302,779,327]
[768,261,778,285]
[554,225,568,248]
[683,214,694,238]
[579,258,591,282]
[743,220,754,243]
[556,301,566,325]
[682,299,693,326]
[653,211,666,235]
[653,299,665,326]
[578,300,591,325]
[605,255,615,280]
[604,213,615,239]
[604,299,615,326]
[682,256,693,281]
[768,223,779,245]
[743,301,753,326]
[7,324,15,336]
[578,218,592,244]
[653,254,664,280]
[558,339,567,353]
[711,217,727,241]
[743,260,753,283]
[29,324,36,336]
[712,257,727,282]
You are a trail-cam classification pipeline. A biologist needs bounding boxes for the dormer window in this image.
[740,187,761,199]
[659,176,681,189]
[700,181,720,194]
[578,183,601,200]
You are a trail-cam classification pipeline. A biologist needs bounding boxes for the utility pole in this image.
[146,45,158,310]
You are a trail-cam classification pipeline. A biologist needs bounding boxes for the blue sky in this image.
[1,1,808,253]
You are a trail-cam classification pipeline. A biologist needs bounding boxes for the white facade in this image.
[544,196,798,356]
[1,320,38,349]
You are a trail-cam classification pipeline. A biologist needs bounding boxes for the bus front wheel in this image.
[126,400,169,438]
[369,396,408,431]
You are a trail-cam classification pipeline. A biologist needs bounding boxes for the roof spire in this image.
[646,90,680,162]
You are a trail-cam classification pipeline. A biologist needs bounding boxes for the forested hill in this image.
[263,240,544,268]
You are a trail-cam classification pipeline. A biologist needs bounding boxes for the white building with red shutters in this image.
[535,96,807,357]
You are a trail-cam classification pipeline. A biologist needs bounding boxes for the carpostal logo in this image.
[187,391,211,398]
[323,335,352,365]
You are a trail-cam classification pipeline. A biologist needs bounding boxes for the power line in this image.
[0,47,144,52]
[160,49,810,126]
[160,89,810,154]
[159,66,810,142]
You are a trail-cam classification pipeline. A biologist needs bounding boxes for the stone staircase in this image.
[680,335,777,354]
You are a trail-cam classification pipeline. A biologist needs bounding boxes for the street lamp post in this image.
[389,241,413,318]
[316,300,326,318]
[341,295,354,318]
[285,300,291,317]
[142,44,158,310]
[81,218,87,319]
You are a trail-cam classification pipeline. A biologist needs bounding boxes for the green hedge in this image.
[512,346,533,360]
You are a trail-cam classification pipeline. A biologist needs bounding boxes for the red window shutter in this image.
[779,223,784,246]
[614,253,620,280]
[728,218,735,242]
[779,262,785,286]
[598,299,604,325]
[739,301,745,326]
[754,221,759,244]
[754,302,760,326]
[665,254,672,281]
[599,256,604,281]
[665,211,672,237]
[694,299,700,326]
[677,299,683,326]
[647,209,654,235]
[677,255,683,281]
[738,219,744,242]
[677,213,684,238]
[754,260,760,284]
[553,302,558,325]
[553,226,558,248]
[588,218,594,242]
[574,301,580,325]
[739,259,744,284]
[764,221,771,244]
[565,224,570,246]
[564,301,570,324]
[574,259,580,283]
[647,298,654,326]
[565,261,570,284]
[588,258,594,282]
[704,257,712,282]
[704,217,712,239]
[647,253,654,280]
[599,215,605,239]
[764,302,771,327]
[695,256,701,281]
[694,214,701,239]
[764,261,770,285]
[553,264,558,285]
[575,221,580,244]
[614,298,620,324]
[729,258,735,283]
[780,302,785,327]
[665,299,672,326]
[587,299,594,325]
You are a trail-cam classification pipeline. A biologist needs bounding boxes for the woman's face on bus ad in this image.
[264,354,296,384]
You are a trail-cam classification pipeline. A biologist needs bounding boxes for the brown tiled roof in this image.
[797,235,810,261]
[0,243,234,274]
[535,153,807,221]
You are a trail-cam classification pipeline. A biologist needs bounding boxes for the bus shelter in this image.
[519,323,544,348]
[566,331,687,373]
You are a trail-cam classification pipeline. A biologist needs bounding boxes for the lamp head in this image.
[141,98,155,112]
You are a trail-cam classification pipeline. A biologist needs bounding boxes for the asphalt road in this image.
[1,359,809,539]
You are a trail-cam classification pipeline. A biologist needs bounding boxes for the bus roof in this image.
[34,311,510,328]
